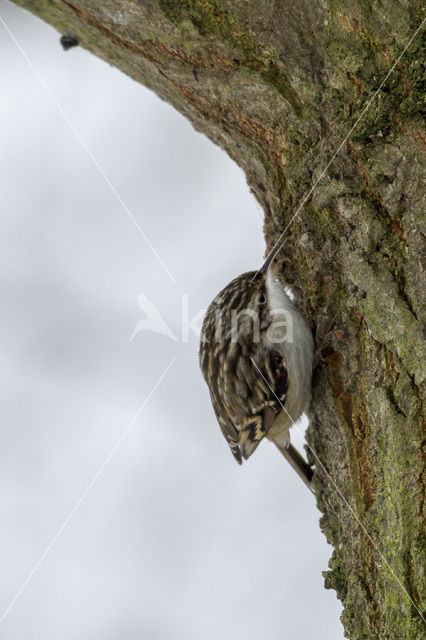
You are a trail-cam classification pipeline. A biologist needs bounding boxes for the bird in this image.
[199,239,314,492]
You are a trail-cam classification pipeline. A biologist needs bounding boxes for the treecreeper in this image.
[199,239,314,492]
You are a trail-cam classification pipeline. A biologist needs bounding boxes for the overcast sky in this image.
[0,2,343,638]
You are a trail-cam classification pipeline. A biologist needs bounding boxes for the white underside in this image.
[264,271,314,447]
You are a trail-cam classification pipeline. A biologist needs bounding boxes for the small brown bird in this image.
[199,240,314,491]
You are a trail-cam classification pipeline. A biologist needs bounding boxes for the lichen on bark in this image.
[9,1,426,637]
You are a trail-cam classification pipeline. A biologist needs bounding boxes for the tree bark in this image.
[9,1,425,637]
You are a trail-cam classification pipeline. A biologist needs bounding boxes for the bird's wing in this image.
[236,349,289,460]
[210,390,243,464]
[202,341,288,464]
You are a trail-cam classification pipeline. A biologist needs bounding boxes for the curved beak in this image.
[259,236,287,275]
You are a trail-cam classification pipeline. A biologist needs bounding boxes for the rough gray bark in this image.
[9,1,425,637]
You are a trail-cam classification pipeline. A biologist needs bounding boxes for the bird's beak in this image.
[258,237,287,275]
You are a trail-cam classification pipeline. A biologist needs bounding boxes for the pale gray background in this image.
[0,2,343,638]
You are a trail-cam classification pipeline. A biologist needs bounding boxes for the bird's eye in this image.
[258,293,266,305]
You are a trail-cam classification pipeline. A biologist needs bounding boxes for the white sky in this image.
[0,2,343,638]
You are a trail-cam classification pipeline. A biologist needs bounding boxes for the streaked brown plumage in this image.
[199,255,314,491]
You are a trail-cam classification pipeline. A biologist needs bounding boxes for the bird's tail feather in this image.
[274,442,314,494]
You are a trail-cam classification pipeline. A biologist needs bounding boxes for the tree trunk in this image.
[9,1,425,637]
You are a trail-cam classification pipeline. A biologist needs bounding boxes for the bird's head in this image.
[201,238,286,347]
